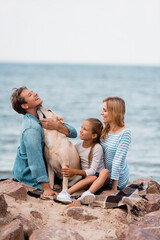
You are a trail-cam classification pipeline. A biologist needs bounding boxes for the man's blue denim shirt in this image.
[13,113,77,190]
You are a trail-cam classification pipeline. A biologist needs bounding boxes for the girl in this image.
[57,118,106,204]
[78,97,131,204]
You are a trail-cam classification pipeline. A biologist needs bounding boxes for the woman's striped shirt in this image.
[101,128,131,189]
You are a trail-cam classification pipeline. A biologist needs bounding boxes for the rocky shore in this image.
[0,178,160,240]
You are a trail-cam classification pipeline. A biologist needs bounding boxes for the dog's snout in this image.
[37,108,46,119]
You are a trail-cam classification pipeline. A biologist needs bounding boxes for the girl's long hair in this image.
[86,118,103,168]
[101,97,125,141]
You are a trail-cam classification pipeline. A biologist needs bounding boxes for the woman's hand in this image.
[101,189,117,195]
[62,164,75,177]
[40,118,58,130]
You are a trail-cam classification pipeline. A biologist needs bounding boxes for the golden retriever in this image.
[37,106,81,191]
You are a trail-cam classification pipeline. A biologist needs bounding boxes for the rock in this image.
[0,193,8,217]
[115,227,129,240]
[0,179,27,200]
[30,210,42,220]
[0,219,25,240]
[106,239,117,240]
[30,226,84,240]
[132,178,160,194]
[130,193,160,217]
[138,209,160,227]
[67,207,98,221]
[16,215,38,238]
[127,224,158,240]
[147,180,160,194]
[138,209,160,239]
[0,178,160,240]
[116,224,158,240]
[115,211,128,225]
[144,194,160,213]
[66,200,81,209]
[126,179,160,217]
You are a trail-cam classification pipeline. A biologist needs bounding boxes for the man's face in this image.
[20,89,43,110]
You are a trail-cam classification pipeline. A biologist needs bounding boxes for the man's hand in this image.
[40,118,58,130]
[43,188,58,196]
[41,182,58,196]
[62,164,75,177]
[40,118,69,135]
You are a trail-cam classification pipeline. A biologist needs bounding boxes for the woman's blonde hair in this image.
[85,118,103,168]
[101,97,125,141]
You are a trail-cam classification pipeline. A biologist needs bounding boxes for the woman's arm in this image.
[102,180,118,195]
[110,130,131,190]
[111,180,118,192]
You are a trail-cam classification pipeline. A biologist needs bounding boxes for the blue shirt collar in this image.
[25,113,41,124]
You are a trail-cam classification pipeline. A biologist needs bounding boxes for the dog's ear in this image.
[56,116,65,124]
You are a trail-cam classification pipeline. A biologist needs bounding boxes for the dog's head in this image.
[37,106,65,123]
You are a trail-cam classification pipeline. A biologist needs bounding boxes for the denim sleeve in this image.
[64,123,77,138]
[23,128,49,184]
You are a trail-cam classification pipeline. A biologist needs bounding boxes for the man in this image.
[10,87,77,196]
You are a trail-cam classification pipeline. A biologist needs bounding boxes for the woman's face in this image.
[101,102,112,124]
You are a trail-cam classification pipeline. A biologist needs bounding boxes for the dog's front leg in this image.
[48,164,54,189]
[62,176,68,191]
[62,162,68,191]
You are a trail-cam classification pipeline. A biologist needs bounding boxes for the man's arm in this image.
[23,128,56,196]
[40,119,77,138]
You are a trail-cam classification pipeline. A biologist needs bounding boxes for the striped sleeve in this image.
[111,130,131,181]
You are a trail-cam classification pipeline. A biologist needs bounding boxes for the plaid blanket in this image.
[25,180,149,216]
[92,182,149,216]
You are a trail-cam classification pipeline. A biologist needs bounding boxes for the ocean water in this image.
[0,63,160,183]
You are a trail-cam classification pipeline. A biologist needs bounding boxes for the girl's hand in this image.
[62,164,75,177]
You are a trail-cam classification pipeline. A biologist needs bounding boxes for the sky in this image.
[0,0,160,66]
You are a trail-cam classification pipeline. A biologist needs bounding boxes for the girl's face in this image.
[80,120,96,141]
[101,102,112,124]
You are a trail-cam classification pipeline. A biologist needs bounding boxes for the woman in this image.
[78,96,131,204]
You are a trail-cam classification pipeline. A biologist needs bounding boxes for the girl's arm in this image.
[62,164,86,177]
[85,144,104,176]
[62,144,104,177]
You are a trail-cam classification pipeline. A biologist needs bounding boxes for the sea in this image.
[0,63,160,183]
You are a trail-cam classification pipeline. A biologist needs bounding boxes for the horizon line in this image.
[0,61,160,68]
